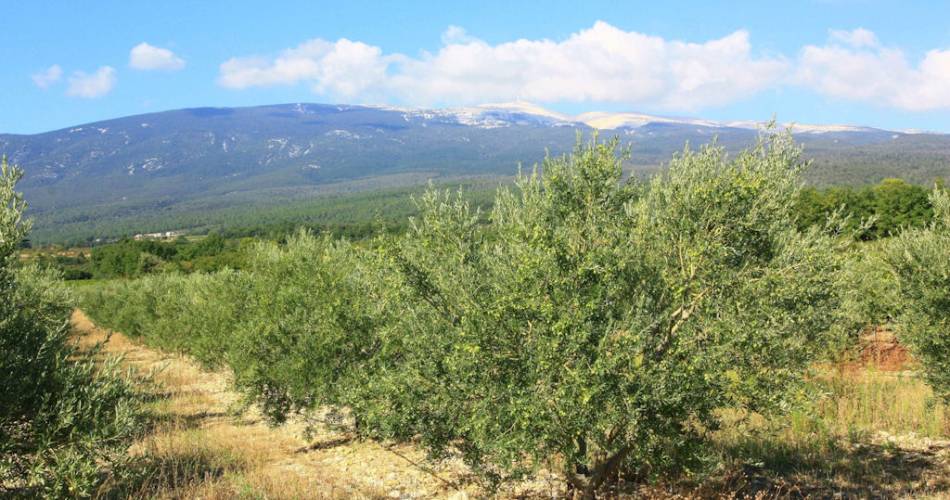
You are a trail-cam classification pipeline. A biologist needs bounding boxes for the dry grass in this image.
[111,424,362,499]
[816,367,948,438]
[707,367,950,498]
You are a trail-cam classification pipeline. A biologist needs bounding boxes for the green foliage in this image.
[795,178,934,240]
[365,134,844,494]
[178,233,225,259]
[90,240,162,278]
[227,233,384,423]
[80,134,849,496]
[886,188,950,401]
[0,158,145,498]
[81,269,248,367]
[820,239,901,359]
[82,231,383,425]
[82,234,247,279]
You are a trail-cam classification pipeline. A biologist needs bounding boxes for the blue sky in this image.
[4,0,950,134]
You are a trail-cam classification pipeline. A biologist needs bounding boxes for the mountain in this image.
[2,102,949,243]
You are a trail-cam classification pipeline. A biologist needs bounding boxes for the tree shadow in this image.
[294,435,355,453]
[718,438,950,498]
[95,445,246,499]
[146,409,232,430]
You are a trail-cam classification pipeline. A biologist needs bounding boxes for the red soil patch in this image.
[858,326,912,371]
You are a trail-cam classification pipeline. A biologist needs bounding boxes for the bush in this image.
[358,133,844,496]
[0,159,145,498]
[82,269,249,367]
[886,188,950,401]
[225,232,384,424]
[827,240,900,355]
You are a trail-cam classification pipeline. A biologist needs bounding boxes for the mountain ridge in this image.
[6,100,930,137]
[2,101,949,243]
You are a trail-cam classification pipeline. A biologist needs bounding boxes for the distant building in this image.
[133,230,185,241]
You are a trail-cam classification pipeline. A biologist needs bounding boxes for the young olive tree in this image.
[1,158,144,498]
[82,269,250,367]
[886,188,950,401]
[226,231,386,425]
[373,133,843,497]
[81,231,390,431]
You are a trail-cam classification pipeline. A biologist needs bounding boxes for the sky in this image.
[3,0,950,134]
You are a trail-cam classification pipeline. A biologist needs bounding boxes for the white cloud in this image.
[441,25,476,45]
[218,21,787,111]
[130,42,185,71]
[829,28,878,48]
[390,23,790,110]
[32,64,63,89]
[218,38,388,98]
[216,23,950,113]
[66,66,117,98]
[797,29,950,111]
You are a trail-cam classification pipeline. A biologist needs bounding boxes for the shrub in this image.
[0,158,145,498]
[886,188,950,401]
[828,240,900,354]
[226,232,384,424]
[81,269,249,367]
[362,133,844,496]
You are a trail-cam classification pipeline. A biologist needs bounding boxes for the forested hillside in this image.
[4,103,950,244]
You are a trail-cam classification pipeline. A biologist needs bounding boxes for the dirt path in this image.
[71,310,499,499]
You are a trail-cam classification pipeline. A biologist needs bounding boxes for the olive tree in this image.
[226,231,386,425]
[82,269,250,367]
[82,231,385,429]
[0,158,44,430]
[0,158,144,498]
[370,133,843,496]
[886,188,950,400]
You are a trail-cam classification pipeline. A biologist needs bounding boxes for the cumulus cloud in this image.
[797,29,950,111]
[66,66,117,98]
[130,42,186,71]
[218,38,388,98]
[218,21,787,111]
[216,23,950,113]
[32,64,63,89]
[393,23,789,110]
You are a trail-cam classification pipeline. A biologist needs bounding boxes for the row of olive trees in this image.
[83,233,378,423]
[0,159,145,498]
[85,136,950,497]
[84,132,866,497]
